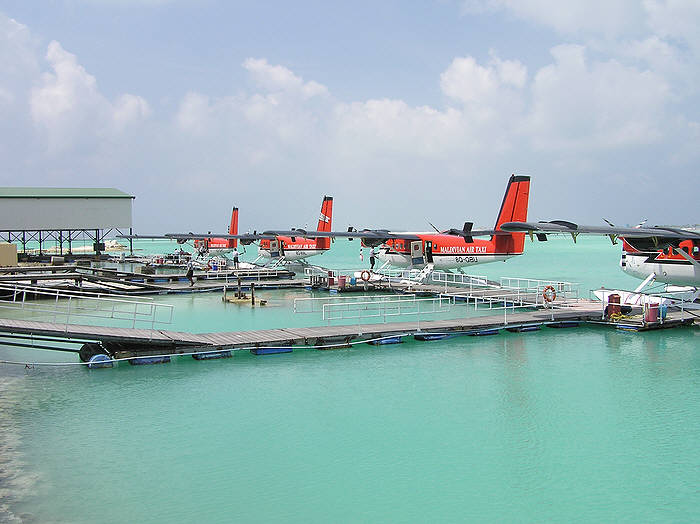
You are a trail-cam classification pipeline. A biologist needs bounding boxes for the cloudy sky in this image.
[0,1,698,233]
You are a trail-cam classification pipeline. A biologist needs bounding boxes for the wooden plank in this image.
[0,300,649,357]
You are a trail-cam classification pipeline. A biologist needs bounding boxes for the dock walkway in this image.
[0,300,693,362]
[0,264,303,296]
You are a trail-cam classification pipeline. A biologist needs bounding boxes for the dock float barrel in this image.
[129,356,171,365]
[192,349,232,360]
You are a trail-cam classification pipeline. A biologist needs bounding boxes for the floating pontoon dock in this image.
[0,300,694,364]
[0,264,302,296]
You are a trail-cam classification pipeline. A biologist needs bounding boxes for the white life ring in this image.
[361,270,371,282]
[543,285,557,303]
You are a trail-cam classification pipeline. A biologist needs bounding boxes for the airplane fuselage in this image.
[375,234,523,270]
[258,237,327,262]
[621,238,700,286]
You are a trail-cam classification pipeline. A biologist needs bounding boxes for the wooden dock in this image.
[0,264,303,296]
[0,301,694,364]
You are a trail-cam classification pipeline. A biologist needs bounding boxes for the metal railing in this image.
[294,294,419,314]
[322,295,454,322]
[375,268,423,280]
[0,282,174,330]
[294,289,581,326]
[500,277,579,297]
[429,271,491,292]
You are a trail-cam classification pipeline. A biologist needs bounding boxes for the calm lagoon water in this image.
[1,237,698,523]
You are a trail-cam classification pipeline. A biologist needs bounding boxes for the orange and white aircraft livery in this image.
[500,219,700,287]
[194,207,239,251]
[366,175,531,270]
[281,175,531,270]
[257,196,334,262]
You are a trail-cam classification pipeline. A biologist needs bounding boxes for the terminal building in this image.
[0,187,134,261]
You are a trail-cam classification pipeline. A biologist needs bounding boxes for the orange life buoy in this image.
[543,285,557,303]
[361,270,371,282]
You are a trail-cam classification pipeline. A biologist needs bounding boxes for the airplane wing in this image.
[122,222,513,247]
[118,232,277,244]
[263,222,508,245]
[259,229,420,246]
[500,220,700,244]
[164,232,277,241]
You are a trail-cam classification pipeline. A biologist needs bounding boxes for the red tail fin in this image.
[494,175,530,254]
[227,207,239,249]
[315,196,333,250]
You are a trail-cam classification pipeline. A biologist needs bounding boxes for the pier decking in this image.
[0,301,694,363]
[0,264,303,296]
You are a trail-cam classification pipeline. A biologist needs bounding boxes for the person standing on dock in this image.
[232,248,240,269]
[369,246,376,270]
[186,259,195,286]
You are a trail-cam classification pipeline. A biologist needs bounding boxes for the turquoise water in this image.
[1,237,699,523]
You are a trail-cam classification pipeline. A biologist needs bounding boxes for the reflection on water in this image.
[0,238,698,522]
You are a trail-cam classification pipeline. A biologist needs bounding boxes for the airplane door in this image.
[410,241,425,266]
[270,239,281,258]
[425,241,434,263]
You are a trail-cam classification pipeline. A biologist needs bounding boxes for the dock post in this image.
[237,277,242,299]
[251,282,255,306]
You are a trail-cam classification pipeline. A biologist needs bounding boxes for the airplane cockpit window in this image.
[625,237,674,252]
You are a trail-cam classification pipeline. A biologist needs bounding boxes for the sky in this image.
[0,0,698,233]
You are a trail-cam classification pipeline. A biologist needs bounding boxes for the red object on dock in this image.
[607,294,621,316]
[644,303,659,323]
[338,275,347,288]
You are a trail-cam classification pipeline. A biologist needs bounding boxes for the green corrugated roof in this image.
[0,188,134,199]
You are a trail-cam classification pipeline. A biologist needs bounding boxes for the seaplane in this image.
[255,196,334,264]
[142,196,335,266]
[194,207,239,251]
[281,174,532,272]
[128,175,529,276]
[500,219,700,307]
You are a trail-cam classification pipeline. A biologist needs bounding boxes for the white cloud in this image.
[644,0,700,55]
[528,44,670,150]
[0,8,698,228]
[332,99,465,157]
[243,58,328,99]
[0,15,38,83]
[462,0,647,38]
[29,41,150,152]
[440,55,526,110]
